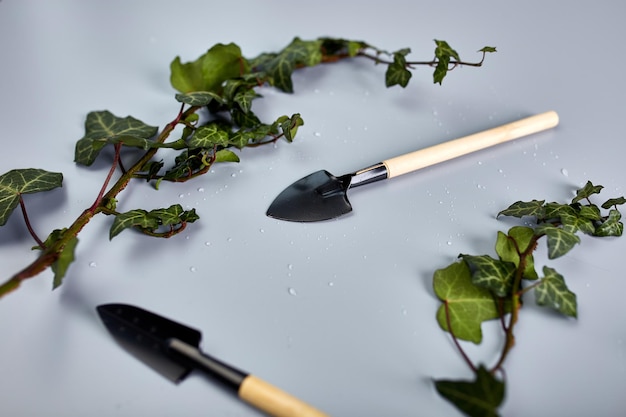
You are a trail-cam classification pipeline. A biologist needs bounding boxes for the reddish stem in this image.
[19,196,45,249]
[444,300,477,373]
[88,142,122,214]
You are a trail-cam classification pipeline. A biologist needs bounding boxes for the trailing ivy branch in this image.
[432,181,624,417]
[0,37,494,297]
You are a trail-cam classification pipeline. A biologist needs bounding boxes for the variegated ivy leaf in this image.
[385,48,412,88]
[277,113,304,142]
[594,209,623,237]
[109,204,199,239]
[175,91,223,107]
[74,111,158,166]
[433,39,460,85]
[572,180,604,204]
[0,168,63,226]
[460,254,516,297]
[435,365,505,417]
[535,267,577,317]
[602,197,626,209]
[535,224,581,259]
[188,124,230,149]
[498,199,545,219]
[248,37,323,93]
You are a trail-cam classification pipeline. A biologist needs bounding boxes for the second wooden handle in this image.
[383,110,559,178]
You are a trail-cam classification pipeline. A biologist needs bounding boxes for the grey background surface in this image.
[1,1,625,416]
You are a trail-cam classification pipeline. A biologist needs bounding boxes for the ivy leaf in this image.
[535,267,577,317]
[385,49,412,88]
[497,200,545,218]
[109,209,159,240]
[170,43,249,93]
[433,261,502,344]
[461,255,516,297]
[109,204,199,240]
[479,46,498,54]
[175,91,223,107]
[215,149,240,163]
[277,113,304,142]
[594,209,623,237]
[248,37,323,93]
[602,197,626,209]
[572,181,604,204]
[39,228,78,289]
[535,224,581,259]
[434,365,505,417]
[74,111,158,166]
[188,124,230,149]
[559,208,596,235]
[495,226,538,280]
[233,88,260,114]
[433,39,460,85]
[0,169,63,226]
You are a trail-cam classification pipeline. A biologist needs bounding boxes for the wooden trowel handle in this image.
[382,111,559,178]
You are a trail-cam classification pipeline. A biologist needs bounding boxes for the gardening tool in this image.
[96,303,329,417]
[266,111,559,222]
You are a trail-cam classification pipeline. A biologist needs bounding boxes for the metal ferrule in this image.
[348,162,388,189]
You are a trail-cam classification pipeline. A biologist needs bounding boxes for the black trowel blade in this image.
[266,170,352,222]
[96,303,202,383]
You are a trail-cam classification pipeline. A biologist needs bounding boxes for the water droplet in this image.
[259,228,265,233]
[231,173,237,178]
[204,241,211,246]
[197,187,205,192]
[447,241,453,246]
[287,287,297,296]
[189,266,197,273]
[178,194,185,199]
[401,309,408,316]
[313,132,321,137]
[89,261,97,268]
[227,237,233,242]
[328,282,335,287]
[561,168,569,177]
[288,264,294,270]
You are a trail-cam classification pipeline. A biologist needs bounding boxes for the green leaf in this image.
[175,91,223,107]
[188,124,230,149]
[0,169,63,226]
[535,266,577,317]
[535,224,581,259]
[385,49,412,88]
[594,209,623,237]
[248,37,323,93]
[109,209,158,240]
[52,236,78,289]
[233,88,260,113]
[497,200,545,218]
[433,261,502,344]
[559,208,595,235]
[461,255,516,297]
[109,205,199,239]
[170,43,249,93]
[572,181,603,204]
[74,111,158,166]
[435,365,505,417]
[602,197,626,209]
[39,228,78,289]
[215,149,240,163]
[479,46,498,53]
[433,39,460,85]
[495,226,538,280]
[279,113,304,142]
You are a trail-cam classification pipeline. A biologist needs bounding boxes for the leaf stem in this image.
[89,142,122,214]
[444,300,477,373]
[19,196,45,249]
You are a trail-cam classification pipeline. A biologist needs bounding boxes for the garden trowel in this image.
[266,111,559,222]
